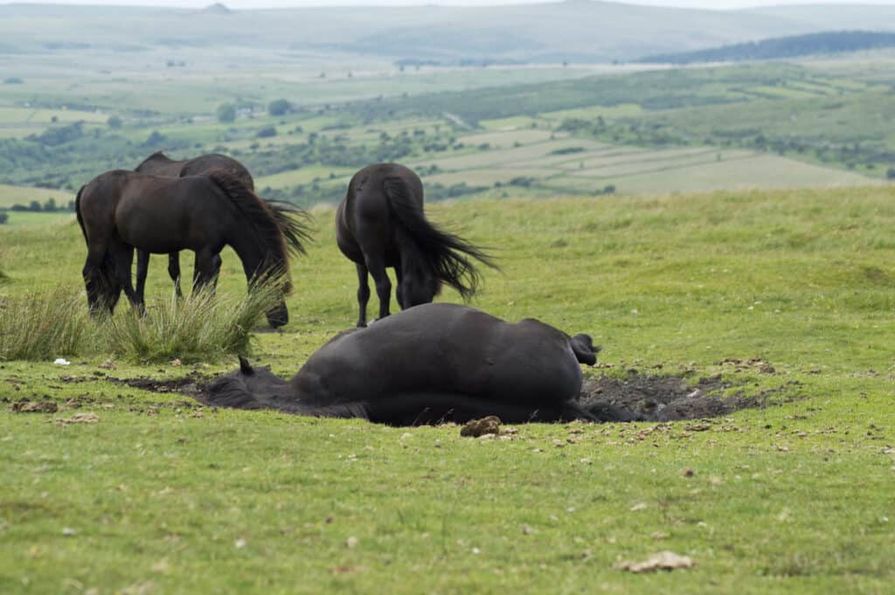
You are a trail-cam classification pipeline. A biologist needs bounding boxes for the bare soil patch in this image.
[579,370,773,422]
[108,368,778,423]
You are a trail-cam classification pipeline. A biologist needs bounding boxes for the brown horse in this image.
[75,170,308,327]
[336,163,497,327]
[133,151,256,297]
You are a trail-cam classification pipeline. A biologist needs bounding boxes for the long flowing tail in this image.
[383,176,498,300]
[76,184,120,311]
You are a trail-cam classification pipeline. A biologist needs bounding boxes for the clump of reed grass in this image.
[104,281,282,363]
[0,286,96,361]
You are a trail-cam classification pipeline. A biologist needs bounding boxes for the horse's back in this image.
[337,163,424,265]
[182,154,254,190]
[112,173,230,253]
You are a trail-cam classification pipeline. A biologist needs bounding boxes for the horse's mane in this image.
[264,199,314,257]
[206,171,293,290]
[383,175,498,300]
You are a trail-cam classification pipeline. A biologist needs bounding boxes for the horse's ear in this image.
[239,356,254,376]
[570,334,600,366]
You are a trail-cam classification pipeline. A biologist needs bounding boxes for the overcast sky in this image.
[4,0,895,9]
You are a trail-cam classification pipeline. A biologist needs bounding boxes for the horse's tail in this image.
[74,185,88,245]
[205,171,292,291]
[76,183,120,311]
[382,176,497,300]
[264,199,314,257]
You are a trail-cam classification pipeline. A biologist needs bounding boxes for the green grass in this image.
[0,286,93,360]
[104,282,282,364]
[2,186,895,592]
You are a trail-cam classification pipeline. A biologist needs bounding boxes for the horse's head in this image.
[398,270,440,310]
[570,333,601,366]
[266,299,289,328]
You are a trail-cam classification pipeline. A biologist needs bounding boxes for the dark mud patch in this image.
[579,371,777,422]
[117,372,782,424]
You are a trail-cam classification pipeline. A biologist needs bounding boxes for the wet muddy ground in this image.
[63,368,783,423]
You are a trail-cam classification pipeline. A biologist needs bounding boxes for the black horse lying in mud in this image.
[206,303,601,425]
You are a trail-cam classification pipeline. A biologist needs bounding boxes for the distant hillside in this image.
[0,2,894,64]
[639,31,895,64]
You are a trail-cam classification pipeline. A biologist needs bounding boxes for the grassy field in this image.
[2,186,895,592]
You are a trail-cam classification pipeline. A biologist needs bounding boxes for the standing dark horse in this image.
[133,151,256,297]
[205,303,602,425]
[75,170,308,327]
[336,163,497,327]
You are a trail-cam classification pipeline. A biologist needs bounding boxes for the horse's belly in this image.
[116,201,192,253]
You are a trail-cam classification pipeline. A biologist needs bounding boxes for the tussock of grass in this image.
[0,281,282,363]
[104,282,282,363]
[0,286,95,361]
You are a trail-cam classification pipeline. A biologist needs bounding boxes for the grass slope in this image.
[2,187,895,592]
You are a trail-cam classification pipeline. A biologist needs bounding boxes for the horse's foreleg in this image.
[167,252,183,298]
[135,250,150,314]
[209,254,223,294]
[365,256,391,322]
[193,250,219,293]
[355,263,370,328]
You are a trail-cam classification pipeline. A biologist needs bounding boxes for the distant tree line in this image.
[5,198,76,213]
[639,31,895,65]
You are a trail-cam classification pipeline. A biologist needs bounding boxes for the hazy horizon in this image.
[3,0,895,11]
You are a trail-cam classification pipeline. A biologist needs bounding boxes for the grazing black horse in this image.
[336,163,497,327]
[75,169,309,327]
[133,151,257,298]
[205,303,601,425]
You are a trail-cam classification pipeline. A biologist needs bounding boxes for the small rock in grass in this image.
[346,536,359,549]
[55,412,99,426]
[460,416,501,438]
[11,400,58,414]
[617,551,694,573]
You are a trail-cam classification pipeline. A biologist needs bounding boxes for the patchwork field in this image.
[2,187,895,592]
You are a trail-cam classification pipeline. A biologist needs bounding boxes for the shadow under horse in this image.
[133,152,304,301]
[75,169,309,327]
[336,163,497,327]
[206,303,602,425]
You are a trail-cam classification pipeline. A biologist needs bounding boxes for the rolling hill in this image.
[1,1,894,64]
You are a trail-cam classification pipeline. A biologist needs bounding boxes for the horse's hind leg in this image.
[135,250,150,314]
[355,263,371,328]
[364,255,392,322]
[167,252,183,298]
[394,263,404,310]
[111,243,139,309]
[83,244,111,315]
